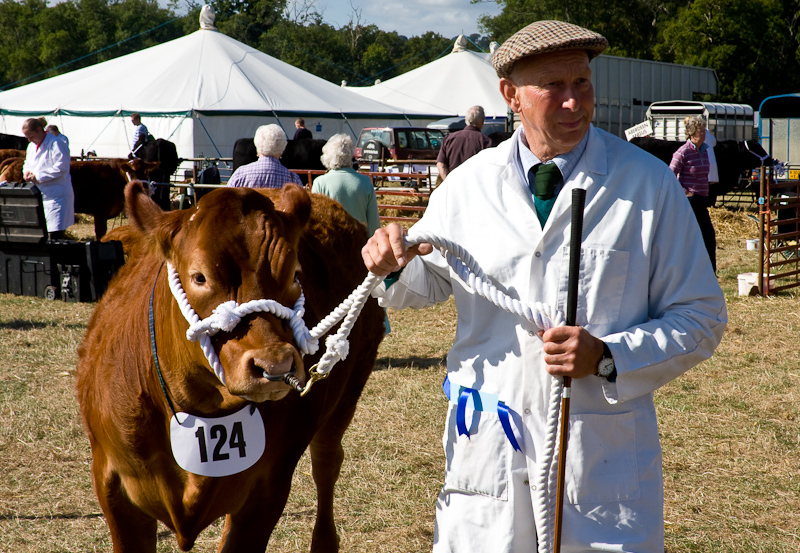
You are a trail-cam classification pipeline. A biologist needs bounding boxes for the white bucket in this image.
[737,272,775,296]
[746,239,759,251]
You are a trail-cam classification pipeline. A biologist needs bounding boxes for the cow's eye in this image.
[191,272,207,286]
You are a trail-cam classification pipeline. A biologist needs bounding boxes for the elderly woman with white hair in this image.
[669,115,716,271]
[311,133,380,236]
[227,124,301,189]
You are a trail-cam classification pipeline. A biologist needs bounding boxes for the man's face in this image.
[500,49,594,160]
[131,115,139,125]
[23,126,46,146]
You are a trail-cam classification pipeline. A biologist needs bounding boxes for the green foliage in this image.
[0,0,185,90]
[475,0,684,59]
[654,0,799,107]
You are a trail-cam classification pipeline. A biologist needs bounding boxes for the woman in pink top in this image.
[670,116,716,271]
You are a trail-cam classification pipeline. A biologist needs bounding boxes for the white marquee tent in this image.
[345,36,509,121]
[0,13,441,162]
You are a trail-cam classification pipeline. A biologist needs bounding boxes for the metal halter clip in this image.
[299,364,329,397]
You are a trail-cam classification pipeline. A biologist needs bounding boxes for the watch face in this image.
[597,358,615,377]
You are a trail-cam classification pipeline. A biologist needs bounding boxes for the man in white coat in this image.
[361,20,727,553]
[22,117,74,240]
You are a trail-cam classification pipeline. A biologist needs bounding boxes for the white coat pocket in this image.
[558,246,629,325]
[442,406,509,500]
[565,411,640,505]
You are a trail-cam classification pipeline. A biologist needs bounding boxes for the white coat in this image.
[375,126,727,553]
[23,133,74,232]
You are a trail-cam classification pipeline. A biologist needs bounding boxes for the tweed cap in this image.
[492,20,608,78]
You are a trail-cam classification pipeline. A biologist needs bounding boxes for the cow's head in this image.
[126,180,312,402]
[110,158,162,182]
[741,140,774,168]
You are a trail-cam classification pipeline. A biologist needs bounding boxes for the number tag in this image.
[170,405,266,477]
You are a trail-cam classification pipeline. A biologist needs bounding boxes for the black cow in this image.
[232,137,257,171]
[232,138,326,185]
[487,131,513,147]
[630,136,773,198]
[134,138,180,210]
[0,133,28,151]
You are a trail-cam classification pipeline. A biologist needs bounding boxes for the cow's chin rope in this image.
[166,228,568,553]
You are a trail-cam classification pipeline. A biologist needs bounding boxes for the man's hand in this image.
[23,170,36,183]
[538,326,605,379]
[361,222,433,276]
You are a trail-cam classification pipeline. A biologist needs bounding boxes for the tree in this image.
[474,0,684,59]
[654,0,793,106]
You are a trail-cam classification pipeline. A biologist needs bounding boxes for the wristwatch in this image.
[596,342,617,382]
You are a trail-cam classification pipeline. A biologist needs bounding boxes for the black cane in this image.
[553,188,586,553]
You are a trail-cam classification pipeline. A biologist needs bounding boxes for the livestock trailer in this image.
[646,100,755,141]
[590,56,719,138]
[759,93,800,173]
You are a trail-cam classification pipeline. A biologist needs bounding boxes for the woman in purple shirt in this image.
[670,116,716,271]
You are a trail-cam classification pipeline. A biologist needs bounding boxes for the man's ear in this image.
[499,77,521,114]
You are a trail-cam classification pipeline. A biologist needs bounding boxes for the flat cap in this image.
[492,20,608,78]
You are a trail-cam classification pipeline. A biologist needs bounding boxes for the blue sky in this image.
[314,0,503,38]
[170,0,503,39]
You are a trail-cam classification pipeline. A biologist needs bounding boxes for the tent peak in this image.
[453,35,468,53]
[200,4,218,31]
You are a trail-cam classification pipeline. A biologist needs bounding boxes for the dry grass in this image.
[0,207,798,552]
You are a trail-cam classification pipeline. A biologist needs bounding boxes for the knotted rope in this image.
[166,229,567,550]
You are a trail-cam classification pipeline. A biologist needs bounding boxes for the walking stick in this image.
[553,188,586,553]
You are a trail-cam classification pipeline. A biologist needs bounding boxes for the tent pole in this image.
[340,113,357,141]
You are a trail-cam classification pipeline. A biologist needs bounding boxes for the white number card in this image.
[170,405,266,477]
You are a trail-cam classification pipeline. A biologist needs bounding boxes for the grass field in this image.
[0,207,798,552]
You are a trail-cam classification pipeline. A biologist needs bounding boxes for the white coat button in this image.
[524,408,531,414]
[523,480,529,486]
[535,251,542,257]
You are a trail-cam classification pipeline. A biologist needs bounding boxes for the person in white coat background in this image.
[361,20,727,553]
[22,117,74,240]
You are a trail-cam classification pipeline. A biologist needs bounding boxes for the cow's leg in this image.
[216,478,293,553]
[91,452,157,552]
[94,216,108,240]
[308,412,356,553]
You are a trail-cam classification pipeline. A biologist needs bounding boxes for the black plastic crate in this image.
[0,182,48,244]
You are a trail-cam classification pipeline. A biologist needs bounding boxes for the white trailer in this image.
[646,100,755,141]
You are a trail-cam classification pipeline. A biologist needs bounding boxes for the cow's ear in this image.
[275,183,311,228]
[125,181,162,231]
[125,180,184,258]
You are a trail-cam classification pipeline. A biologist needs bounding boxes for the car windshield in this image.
[358,129,393,149]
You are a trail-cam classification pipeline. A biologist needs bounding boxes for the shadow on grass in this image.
[374,356,446,371]
[0,320,86,331]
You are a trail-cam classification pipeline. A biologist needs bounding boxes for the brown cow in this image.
[0,156,22,182]
[76,182,384,552]
[71,158,159,238]
[0,148,24,163]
